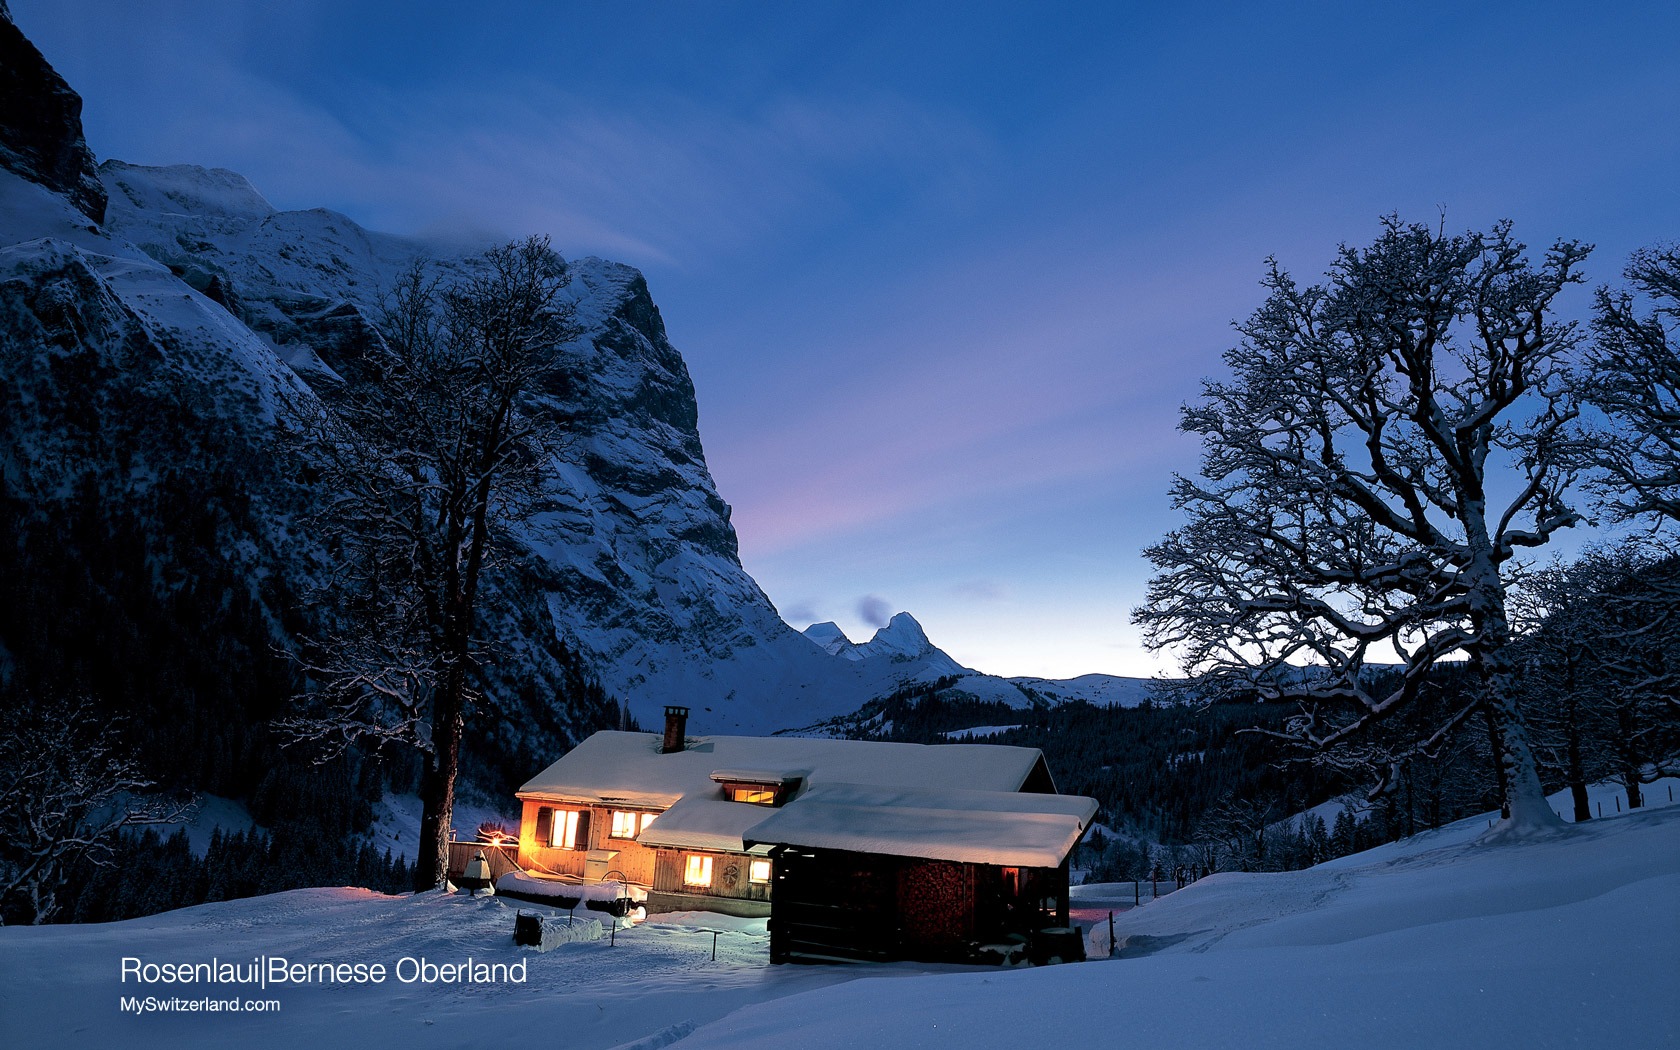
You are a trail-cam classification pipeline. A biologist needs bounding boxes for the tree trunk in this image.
[414,755,447,891]
[1467,549,1560,832]
[1483,706,1511,820]
[1482,683,1557,830]
[1565,706,1591,822]
[414,672,466,891]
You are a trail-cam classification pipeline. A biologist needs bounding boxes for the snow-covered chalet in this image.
[515,706,1098,962]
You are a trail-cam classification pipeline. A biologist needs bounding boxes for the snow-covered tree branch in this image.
[1136,217,1591,829]
[0,695,193,925]
[1581,244,1680,527]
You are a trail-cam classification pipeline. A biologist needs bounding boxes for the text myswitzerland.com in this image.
[121,996,281,1014]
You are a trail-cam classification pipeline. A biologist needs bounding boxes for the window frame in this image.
[550,809,581,850]
[683,854,713,888]
[748,859,772,885]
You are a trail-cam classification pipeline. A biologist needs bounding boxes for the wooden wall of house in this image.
[516,798,660,886]
[896,860,975,953]
[769,847,898,962]
[652,848,773,902]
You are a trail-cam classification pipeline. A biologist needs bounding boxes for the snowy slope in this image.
[663,804,1679,1050]
[1008,671,1162,707]
[1,794,1672,1049]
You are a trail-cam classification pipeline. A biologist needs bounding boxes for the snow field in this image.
[1,787,1674,1050]
[0,884,949,1050]
[658,801,1678,1050]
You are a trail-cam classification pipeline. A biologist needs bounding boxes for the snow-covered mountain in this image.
[0,9,1162,753]
[92,159,1000,733]
[90,155,1164,734]
[802,613,963,671]
[797,615,1163,717]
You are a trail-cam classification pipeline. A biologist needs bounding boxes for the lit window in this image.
[683,855,713,887]
[550,810,580,849]
[731,787,776,805]
[610,811,640,839]
[748,859,771,884]
[640,812,658,833]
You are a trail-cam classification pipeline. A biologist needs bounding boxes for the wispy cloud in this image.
[778,599,820,624]
[950,579,1008,603]
[855,594,892,628]
[27,2,992,272]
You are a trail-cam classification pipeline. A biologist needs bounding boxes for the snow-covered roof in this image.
[636,796,774,853]
[518,731,1080,856]
[743,783,1098,868]
[517,731,1050,810]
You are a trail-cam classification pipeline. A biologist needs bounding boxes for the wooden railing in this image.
[445,841,521,882]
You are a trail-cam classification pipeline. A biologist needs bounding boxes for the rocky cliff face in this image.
[93,159,871,733]
[0,5,105,222]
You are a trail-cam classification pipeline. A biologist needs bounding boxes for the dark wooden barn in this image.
[745,782,1094,964]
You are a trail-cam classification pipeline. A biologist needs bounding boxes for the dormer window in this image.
[709,768,805,807]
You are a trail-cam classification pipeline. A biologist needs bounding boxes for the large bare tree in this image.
[282,236,576,889]
[1136,218,1589,830]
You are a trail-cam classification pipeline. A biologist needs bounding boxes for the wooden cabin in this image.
[515,707,1097,958]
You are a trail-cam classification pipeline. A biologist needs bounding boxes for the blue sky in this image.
[16,1,1678,678]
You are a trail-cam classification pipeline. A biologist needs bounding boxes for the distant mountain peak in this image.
[802,621,861,660]
[802,611,961,672]
[862,612,933,659]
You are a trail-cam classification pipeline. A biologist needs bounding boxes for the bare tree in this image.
[1193,791,1283,872]
[281,236,577,889]
[1136,218,1589,830]
[1582,245,1679,526]
[1518,544,1680,813]
[1513,555,1620,820]
[0,695,192,924]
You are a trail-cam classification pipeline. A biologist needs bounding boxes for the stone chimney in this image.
[662,705,689,754]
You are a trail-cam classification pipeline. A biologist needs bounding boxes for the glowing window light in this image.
[683,855,713,887]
